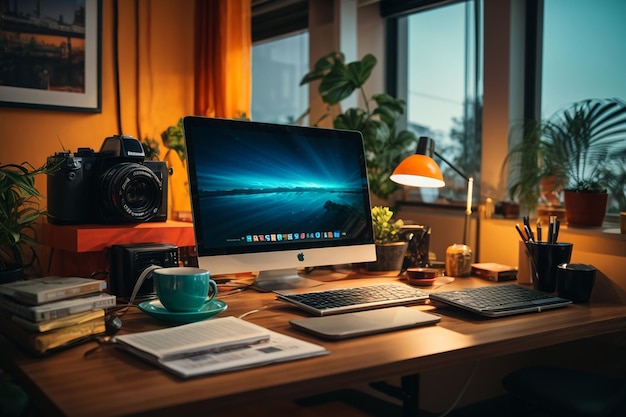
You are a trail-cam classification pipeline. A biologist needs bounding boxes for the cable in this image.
[237,306,270,320]
[112,0,122,134]
[134,0,141,140]
[435,360,480,417]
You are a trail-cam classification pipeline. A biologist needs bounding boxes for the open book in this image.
[113,316,328,378]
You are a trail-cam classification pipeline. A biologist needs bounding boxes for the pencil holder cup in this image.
[528,242,573,293]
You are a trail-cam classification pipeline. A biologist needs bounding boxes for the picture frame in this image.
[0,0,102,113]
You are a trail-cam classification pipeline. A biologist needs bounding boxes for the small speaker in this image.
[110,243,179,300]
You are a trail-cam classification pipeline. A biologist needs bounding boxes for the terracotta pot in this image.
[563,190,608,227]
[501,202,520,219]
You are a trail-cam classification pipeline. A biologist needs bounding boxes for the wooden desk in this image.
[2,275,626,417]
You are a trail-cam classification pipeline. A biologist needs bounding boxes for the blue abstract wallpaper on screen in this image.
[192,126,370,252]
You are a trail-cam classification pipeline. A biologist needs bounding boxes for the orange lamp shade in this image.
[390,154,445,188]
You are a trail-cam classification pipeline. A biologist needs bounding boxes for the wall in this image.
[0,0,195,204]
[480,218,626,303]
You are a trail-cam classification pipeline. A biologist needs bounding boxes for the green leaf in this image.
[318,61,357,105]
[299,52,344,86]
[345,54,377,88]
[334,108,368,131]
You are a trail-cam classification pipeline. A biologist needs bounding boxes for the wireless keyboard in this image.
[429,284,572,317]
[276,283,429,316]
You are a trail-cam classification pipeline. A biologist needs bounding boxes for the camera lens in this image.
[99,162,163,222]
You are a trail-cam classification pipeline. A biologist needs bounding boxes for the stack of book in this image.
[0,276,116,355]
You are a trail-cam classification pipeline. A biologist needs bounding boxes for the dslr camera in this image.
[47,135,169,225]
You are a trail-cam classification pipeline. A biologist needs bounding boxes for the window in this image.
[538,0,626,215]
[251,32,309,124]
[391,0,483,205]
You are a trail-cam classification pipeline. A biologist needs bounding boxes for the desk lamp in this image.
[390,136,474,246]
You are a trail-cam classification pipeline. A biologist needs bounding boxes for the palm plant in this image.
[0,162,54,275]
[298,52,417,200]
[504,98,626,214]
[543,98,626,192]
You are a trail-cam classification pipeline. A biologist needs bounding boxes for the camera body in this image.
[47,135,168,225]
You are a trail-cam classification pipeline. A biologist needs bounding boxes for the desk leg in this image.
[370,373,420,416]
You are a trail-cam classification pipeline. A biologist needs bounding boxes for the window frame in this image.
[386,0,484,207]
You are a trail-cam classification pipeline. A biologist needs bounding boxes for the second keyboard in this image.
[276,283,429,316]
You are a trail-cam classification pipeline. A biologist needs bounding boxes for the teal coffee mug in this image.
[153,267,217,312]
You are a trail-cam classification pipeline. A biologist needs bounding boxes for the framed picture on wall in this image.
[0,0,102,113]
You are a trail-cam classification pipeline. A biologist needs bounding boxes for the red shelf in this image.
[41,220,195,253]
[39,221,196,277]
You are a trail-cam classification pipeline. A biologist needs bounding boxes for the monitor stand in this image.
[252,268,322,292]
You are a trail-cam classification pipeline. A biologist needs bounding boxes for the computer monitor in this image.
[182,116,376,291]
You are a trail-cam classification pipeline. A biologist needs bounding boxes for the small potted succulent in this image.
[365,206,409,273]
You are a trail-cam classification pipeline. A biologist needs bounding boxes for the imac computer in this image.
[182,116,376,291]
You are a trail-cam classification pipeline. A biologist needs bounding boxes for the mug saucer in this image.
[138,299,227,324]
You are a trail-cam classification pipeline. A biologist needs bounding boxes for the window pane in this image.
[251,32,309,125]
[542,0,626,214]
[404,1,482,204]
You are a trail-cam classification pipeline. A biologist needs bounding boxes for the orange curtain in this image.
[194,0,251,119]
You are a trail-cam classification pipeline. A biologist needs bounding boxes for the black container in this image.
[557,263,596,303]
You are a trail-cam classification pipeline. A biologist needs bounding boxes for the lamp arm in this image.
[432,149,473,245]
[433,150,471,182]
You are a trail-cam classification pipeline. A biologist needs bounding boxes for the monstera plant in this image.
[299,52,417,201]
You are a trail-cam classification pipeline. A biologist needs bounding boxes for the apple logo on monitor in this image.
[297,252,305,262]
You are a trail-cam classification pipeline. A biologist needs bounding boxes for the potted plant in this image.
[0,162,55,282]
[504,98,626,226]
[160,118,192,221]
[503,119,565,215]
[298,52,417,201]
[364,206,409,273]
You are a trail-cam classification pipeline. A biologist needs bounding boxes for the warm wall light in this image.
[390,136,474,245]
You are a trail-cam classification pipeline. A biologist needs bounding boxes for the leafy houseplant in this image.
[299,52,417,201]
[366,206,408,273]
[371,206,404,244]
[504,98,626,225]
[159,118,192,221]
[0,162,55,281]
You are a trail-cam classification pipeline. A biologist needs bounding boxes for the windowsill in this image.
[398,200,624,241]
[482,216,625,242]
[397,199,476,212]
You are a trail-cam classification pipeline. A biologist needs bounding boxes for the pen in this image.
[523,216,535,242]
[524,224,534,242]
[553,218,560,243]
[547,216,554,244]
[536,220,542,242]
[515,223,528,242]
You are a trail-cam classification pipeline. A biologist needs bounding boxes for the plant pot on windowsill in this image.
[563,189,608,227]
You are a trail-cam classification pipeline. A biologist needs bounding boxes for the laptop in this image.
[428,284,572,318]
[290,306,441,340]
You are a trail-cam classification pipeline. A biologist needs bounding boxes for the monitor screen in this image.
[182,116,376,291]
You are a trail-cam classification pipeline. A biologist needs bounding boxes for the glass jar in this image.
[445,243,472,277]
